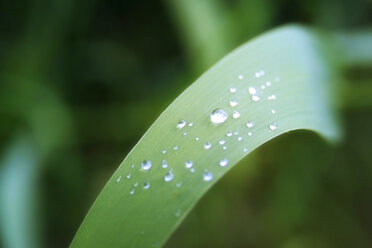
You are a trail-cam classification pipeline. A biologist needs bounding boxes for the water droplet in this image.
[252,95,260,102]
[238,74,244,79]
[268,94,276,100]
[141,160,152,170]
[162,149,167,154]
[175,209,182,217]
[134,182,138,187]
[173,145,178,150]
[219,159,229,167]
[188,122,194,127]
[219,139,226,145]
[222,146,227,150]
[271,109,276,114]
[126,173,131,179]
[255,70,265,78]
[275,77,280,82]
[176,182,182,187]
[195,137,200,141]
[131,165,134,169]
[266,81,271,86]
[226,131,233,137]
[190,168,195,173]
[129,188,135,195]
[185,161,193,168]
[230,87,237,93]
[164,171,174,182]
[162,160,168,168]
[116,176,121,182]
[246,121,254,128]
[237,136,243,141]
[243,148,248,152]
[183,132,187,136]
[203,171,213,182]
[234,131,239,135]
[210,109,228,124]
[261,85,266,89]
[269,123,278,131]
[248,132,252,136]
[177,120,186,129]
[144,182,150,189]
[232,111,240,119]
[204,142,212,150]
[248,87,257,94]
[229,99,238,107]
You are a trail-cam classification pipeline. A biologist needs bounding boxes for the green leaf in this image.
[70,25,341,247]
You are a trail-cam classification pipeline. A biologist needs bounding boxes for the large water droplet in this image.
[162,160,168,168]
[204,142,212,150]
[141,160,152,170]
[164,171,174,182]
[144,182,150,189]
[210,109,228,124]
[229,99,238,107]
[177,120,186,129]
[219,159,229,167]
[269,123,278,131]
[232,111,241,119]
[203,171,213,182]
[185,161,193,168]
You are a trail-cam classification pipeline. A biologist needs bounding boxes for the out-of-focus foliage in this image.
[0,0,371,248]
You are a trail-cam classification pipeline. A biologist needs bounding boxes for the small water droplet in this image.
[176,182,182,187]
[248,87,257,94]
[268,94,276,100]
[134,182,138,187]
[185,160,193,168]
[204,142,212,150]
[266,81,271,86]
[229,87,237,93]
[261,85,266,89]
[154,241,159,247]
[219,159,229,167]
[226,131,233,137]
[162,160,168,168]
[210,109,228,124]
[173,145,178,150]
[203,171,213,182]
[269,123,278,131]
[234,131,239,135]
[252,95,260,102]
[129,188,135,195]
[144,182,150,189]
[175,209,182,217]
[238,75,244,80]
[219,139,226,145]
[248,132,253,136]
[126,173,131,179]
[188,122,194,127]
[271,109,276,114]
[275,77,280,82]
[232,111,241,119]
[183,132,187,136]
[246,121,254,128]
[243,148,248,152]
[222,146,227,150]
[237,136,243,141]
[255,70,265,78]
[116,176,121,182]
[195,137,200,141]
[190,168,195,173]
[141,160,152,170]
[177,120,186,129]
[131,165,134,169]
[229,99,238,107]
[164,171,174,182]
[162,149,167,154]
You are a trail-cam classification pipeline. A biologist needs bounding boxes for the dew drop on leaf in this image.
[162,160,168,168]
[143,182,150,190]
[116,176,121,182]
[164,171,174,182]
[269,123,278,131]
[185,161,193,168]
[246,121,254,128]
[204,142,212,150]
[248,87,257,94]
[229,87,236,93]
[229,99,238,107]
[210,109,228,124]
[176,120,186,129]
[232,111,241,119]
[141,160,152,170]
[203,171,213,182]
[219,159,229,167]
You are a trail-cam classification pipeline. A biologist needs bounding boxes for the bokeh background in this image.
[0,0,371,247]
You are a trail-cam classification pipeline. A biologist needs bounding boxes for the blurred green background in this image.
[0,0,371,247]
